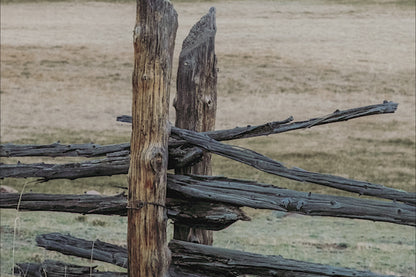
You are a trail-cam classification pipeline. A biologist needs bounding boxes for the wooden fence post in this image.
[128,0,177,276]
[173,7,217,245]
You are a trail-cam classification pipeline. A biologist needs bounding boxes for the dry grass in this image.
[1,0,415,276]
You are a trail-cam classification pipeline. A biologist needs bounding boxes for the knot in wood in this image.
[202,95,214,107]
[281,198,291,208]
[150,148,165,174]
[133,26,141,41]
[296,200,305,210]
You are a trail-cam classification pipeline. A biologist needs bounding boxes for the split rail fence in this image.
[1,1,415,277]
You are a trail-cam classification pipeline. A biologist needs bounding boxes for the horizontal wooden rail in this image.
[1,174,414,226]
[169,174,416,226]
[0,192,248,231]
[169,239,395,277]
[0,142,131,158]
[119,101,398,145]
[2,149,414,207]
[33,233,395,277]
[2,102,398,157]
[0,147,203,179]
[15,260,126,277]
[171,127,416,206]
[0,143,203,170]
[0,156,130,179]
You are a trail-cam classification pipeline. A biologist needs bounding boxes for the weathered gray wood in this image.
[3,102,394,160]
[0,143,203,170]
[33,233,394,277]
[0,142,130,157]
[15,260,126,277]
[0,192,249,230]
[14,260,201,277]
[169,146,204,169]
[168,174,416,226]
[0,156,130,180]
[2,174,413,226]
[14,261,203,277]
[0,147,204,179]
[36,233,128,268]
[0,192,128,215]
[169,240,395,277]
[204,100,398,142]
[1,147,414,206]
[118,101,398,145]
[173,7,217,245]
[171,126,416,206]
[167,198,249,230]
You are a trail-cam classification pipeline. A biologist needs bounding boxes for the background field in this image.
[1,0,415,276]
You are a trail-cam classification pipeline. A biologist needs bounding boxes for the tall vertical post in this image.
[173,7,217,245]
[128,0,177,276]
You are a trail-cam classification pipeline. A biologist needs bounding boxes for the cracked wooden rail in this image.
[0,143,203,170]
[0,191,248,231]
[1,174,414,226]
[14,260,126,277]
[1,142,413,207]
[27,233,395,277]
[1,102,398,157]
[170,126,416,206]
[120,101,398,145]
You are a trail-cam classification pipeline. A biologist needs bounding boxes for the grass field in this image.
[1,0,415,276]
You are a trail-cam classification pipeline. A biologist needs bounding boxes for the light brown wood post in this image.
[128,0,177,276]
[173,7,217,245]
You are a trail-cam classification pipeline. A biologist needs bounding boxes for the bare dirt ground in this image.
[1,0,415,276]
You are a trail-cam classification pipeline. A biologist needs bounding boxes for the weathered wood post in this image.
[128,0,177,276]
[173,7,217,245]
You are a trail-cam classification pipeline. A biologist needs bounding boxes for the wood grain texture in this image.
[173,7,217,245]
[168,174,415,226]
[128,0,177,276]
[169,240,395,277]
[118,101,398,144]
[0,192,249,230]
[2,174,413,226]
[15,260,126,277]
[0,142,130,157]
[171,126,416,206]
[2,131,414,207]
[0,143,204,170]
[31,233,394,277]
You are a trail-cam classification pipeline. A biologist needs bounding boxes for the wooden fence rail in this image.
[2,124,414,206]
[1,102,397,158]
[0,193,248,231]
[15,260,126,277]
[22,233,394,277]
[118,100,398,141]
[171,126,416,205]
[2,174,414,226]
